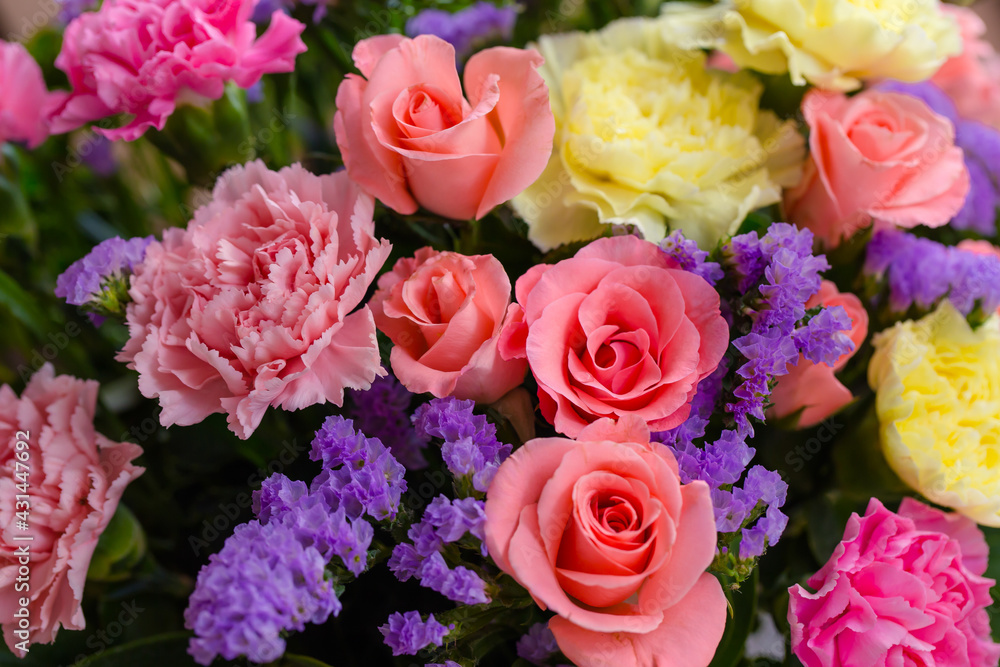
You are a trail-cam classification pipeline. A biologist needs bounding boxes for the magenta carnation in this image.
[789,498,1000,667]
[0,42,57,148]
[117,161,392,439]
[49,0,307,141]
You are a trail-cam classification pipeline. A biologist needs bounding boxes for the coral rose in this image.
[768,281,868,428]
[499,235,728,437]
[932,5,1000,130]
[789,498,999,667]
[785,89,969,248]
[0,364,144,654]
[484,415,726,667]
[0,43,56,148]
[370,248,527,404]
[333,34,555,221]
[49,0,307,141]
[118,161,392,439]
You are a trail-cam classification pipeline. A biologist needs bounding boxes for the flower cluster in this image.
[184,417,406,664]
[865,228,1000,319]
[348,375,430,470]
[55,235,154,324]
[407,2,518,62]
[413,398,511,494]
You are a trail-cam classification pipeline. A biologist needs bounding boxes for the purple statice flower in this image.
[391,496,487,579]
[254,473,374,576]
[379,611,453,656]
[794,307,854,365]
[421,495,486,546]
[413,398,512,493]
[416,552,490,605]
[184,520,340,665]
[388,542,423,581]
[54,235,155,324]
[660,230,724,285]
[517,623,559,665]
[875,80,1000,235]
[309,415,407,521]
[349,374,430,470]
[253,473,308,523]
[953,120,1000,235]
[57,0,97,22]
[406,2,517,62]
[253,0,328,23]
[723,224,852,435]
[427,663,463,667]
[864,228,1000,317]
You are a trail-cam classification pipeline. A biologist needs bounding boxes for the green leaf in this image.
[87,505,147,583]
[709,570,758,667]
[0,267,49,337]
[72,632,194,667]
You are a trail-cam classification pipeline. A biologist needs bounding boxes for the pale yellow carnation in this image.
[661,0,961,91]
[869,301,1000,526]
[511,16,803,251]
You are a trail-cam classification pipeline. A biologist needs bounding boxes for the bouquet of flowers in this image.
[2,0,1000,665]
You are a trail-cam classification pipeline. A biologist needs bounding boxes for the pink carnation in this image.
[117,161,392,439]
[0,365,143,654]
[789,498,1000,667]
[932,6,1000,130]
[49,0,307,141]
[0,42,57,148]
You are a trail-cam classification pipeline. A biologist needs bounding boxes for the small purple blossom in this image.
[57,0,97,22]
[413,398,512,493]
[54,235,154,323]
[865,228,1000,317]
[310,416,407,521]
[406,2,517,62]
[416,552,490,605]
[184,520,340,665]
[660,230,724,285]
[254,473,374,576]
[389,542,423,582]
[349,374,430,469]
[517,623,559,665]
[421,495,486,547]
[379,611,453,656]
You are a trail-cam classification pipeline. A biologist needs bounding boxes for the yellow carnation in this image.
[511,16,803,251]
[869,301,1000,526]
[660,0,961,91]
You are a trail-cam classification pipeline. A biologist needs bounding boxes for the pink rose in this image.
[789,498,1000,667]
[499,235,728,437]
[932,6,1000,130]
[0,365,143,654]
[768,281,868,428]
[49,0,306,141]
[117,161,392,439]
[0,43,56,148]
[785,89,970,248]
[333,34,555,221]
[484,415,726,667]
[370,248,527,403]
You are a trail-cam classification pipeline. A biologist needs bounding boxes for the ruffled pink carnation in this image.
[789,498,1000,667]
[0,365,143,654]
[932,6,1000,130]
[117,161,392,439]
[0,42,57,148]
[49,0,307,141]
